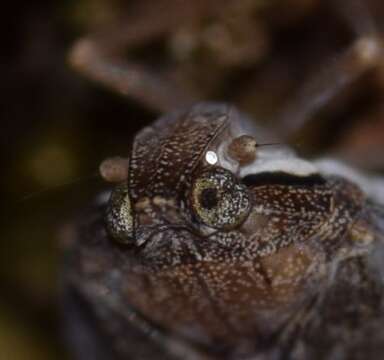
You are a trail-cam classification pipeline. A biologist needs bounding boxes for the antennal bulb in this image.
[99,157,129,183]
[227,135,257,165]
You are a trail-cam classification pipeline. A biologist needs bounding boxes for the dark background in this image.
[1,0,384,358]
[1,1,153,358]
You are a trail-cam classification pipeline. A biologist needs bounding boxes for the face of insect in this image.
[94,103,378,354]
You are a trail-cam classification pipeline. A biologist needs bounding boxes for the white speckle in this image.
[205,151,218,165]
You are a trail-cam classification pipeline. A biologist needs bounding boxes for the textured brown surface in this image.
[65,104,382,359]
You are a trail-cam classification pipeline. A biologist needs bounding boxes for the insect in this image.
[63,1,384,359]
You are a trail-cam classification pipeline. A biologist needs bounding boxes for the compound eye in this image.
[191,168,250,230]
[105,183,135,244]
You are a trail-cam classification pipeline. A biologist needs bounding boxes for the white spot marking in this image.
[205,151,218,165]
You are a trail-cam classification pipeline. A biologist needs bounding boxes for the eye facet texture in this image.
[191,167,250,230]
[106,183,135,244]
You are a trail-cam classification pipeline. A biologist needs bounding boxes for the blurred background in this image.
[1,0,384,359]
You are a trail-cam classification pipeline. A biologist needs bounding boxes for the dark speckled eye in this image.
[105,183,135,244]
[190,167,250,230]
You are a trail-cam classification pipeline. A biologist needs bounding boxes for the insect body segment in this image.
[71,103,384,359]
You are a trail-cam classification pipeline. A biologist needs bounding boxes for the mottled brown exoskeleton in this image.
[64,1,384,359]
